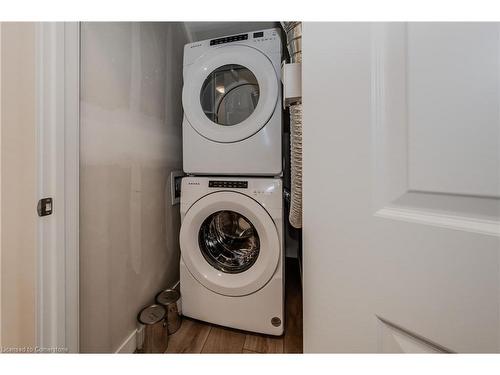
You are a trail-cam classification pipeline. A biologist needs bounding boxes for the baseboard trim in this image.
[115,329,138,354]
[172,280,180,291]
[116,280,180,353]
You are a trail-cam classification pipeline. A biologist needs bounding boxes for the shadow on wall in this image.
[79,22,189,353]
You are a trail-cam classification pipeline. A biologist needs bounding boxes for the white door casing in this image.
[35,22,79,353]
[303,22,500,353]
[180,191,280,297]
[182,45,279,143]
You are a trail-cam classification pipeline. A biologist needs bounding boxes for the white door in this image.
[303,22,500,353]
[182,45,279,143]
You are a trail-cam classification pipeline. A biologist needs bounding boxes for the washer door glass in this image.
[198,210,260,273]
[200,64,260,126]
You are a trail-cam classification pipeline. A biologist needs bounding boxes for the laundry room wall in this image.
[80,22,190,353]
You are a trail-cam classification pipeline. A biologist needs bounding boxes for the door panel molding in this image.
[375,206,500,237]
[371,23,500,236]
[406,23,500,198]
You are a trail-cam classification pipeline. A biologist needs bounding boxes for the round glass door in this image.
[200,64,260,126]
[198,210,260,273]
[179,191,280,296]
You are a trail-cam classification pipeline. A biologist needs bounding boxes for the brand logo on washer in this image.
[190,43,202,48]
[187,181,200,185]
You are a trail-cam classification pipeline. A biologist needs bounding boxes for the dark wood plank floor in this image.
[166,258,303,354]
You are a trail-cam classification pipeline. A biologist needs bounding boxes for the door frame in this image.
[35,22,80,353]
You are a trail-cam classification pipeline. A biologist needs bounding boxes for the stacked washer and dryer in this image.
[179,28,285,335]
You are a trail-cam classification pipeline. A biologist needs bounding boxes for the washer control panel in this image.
[209,180,248,189]
[181,177,282,210]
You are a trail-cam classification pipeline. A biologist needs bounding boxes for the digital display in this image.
[253,32,264,38]
[210,34,248,46]
[209,180,248,189]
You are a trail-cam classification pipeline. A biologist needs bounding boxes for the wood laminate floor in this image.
[166,258,303,354]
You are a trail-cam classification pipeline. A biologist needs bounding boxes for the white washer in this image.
[179,176,284,335]
[182,28,282,176]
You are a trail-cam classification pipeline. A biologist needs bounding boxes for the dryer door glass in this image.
[200,64,260,126]
[198,210,260,273]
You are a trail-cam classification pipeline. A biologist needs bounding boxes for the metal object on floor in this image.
[155,289,182,334]
[137,304,168,353]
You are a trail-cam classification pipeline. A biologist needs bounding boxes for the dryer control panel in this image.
[208,30,276,46]
[210,33,248,46]
[183,28,281,66]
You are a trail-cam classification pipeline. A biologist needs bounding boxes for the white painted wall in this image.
[0,22,37,349]
[79,22,189,353]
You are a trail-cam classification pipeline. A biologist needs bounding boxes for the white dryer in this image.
[179,177,284,335]
[182,28,282,176]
